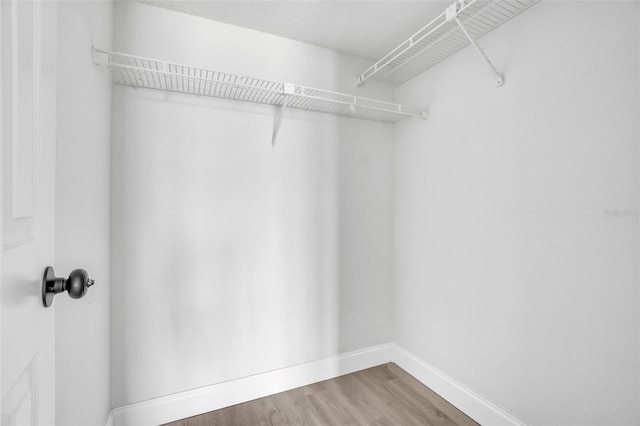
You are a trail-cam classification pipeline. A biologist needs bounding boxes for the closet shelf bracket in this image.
[446,2,503,86]
[272,83,294,147]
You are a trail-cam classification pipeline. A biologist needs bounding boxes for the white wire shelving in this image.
[358,0,540,87]
[93,49,428,125]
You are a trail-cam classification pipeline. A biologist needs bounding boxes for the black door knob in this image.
[42,266,94,307]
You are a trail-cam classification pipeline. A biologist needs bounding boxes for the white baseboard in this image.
[107,343,526,426]
[110,343,394,426]
[104,410,114,426]
[391,344,526,426]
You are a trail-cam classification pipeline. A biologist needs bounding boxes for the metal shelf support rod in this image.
[272,98,289,147]
[453,16,503,86]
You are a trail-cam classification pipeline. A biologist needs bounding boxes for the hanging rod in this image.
[357,0,540,87]
[93,49,428,124]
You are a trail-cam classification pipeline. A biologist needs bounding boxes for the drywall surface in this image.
[111,2,394,407]
[137,0,449,61]
[394,2,639,425]
[55,1,113,425]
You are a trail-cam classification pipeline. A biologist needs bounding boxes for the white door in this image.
[1,0,57,424]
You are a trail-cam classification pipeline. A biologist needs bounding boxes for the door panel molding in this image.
[1,356,38,426]
[2,0,40,250]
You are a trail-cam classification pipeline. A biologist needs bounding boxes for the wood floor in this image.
[164,363,479,426]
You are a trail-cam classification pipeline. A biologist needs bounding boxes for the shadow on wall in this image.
[110,0,396,406]
[111,83,393,406]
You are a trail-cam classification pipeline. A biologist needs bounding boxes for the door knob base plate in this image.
[42,266,57,307]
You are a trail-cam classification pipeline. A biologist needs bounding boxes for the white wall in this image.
[111,2,394,407]
[55,1,113,425]
[394,2,639,425]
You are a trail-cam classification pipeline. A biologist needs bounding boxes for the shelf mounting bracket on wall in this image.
[271,83,294,147]
[446,1,503,86]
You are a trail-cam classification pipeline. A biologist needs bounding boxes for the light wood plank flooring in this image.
[164,363,479,426]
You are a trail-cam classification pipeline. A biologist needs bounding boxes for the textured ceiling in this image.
[137,1,450,61]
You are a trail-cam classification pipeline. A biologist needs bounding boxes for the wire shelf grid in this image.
[95,50,428,123]
[358,0,540,86]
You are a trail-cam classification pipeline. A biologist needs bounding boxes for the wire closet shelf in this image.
[358,0,540,87]
[94,49,428,124]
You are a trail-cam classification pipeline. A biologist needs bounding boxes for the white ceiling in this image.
[137,1,450,61]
